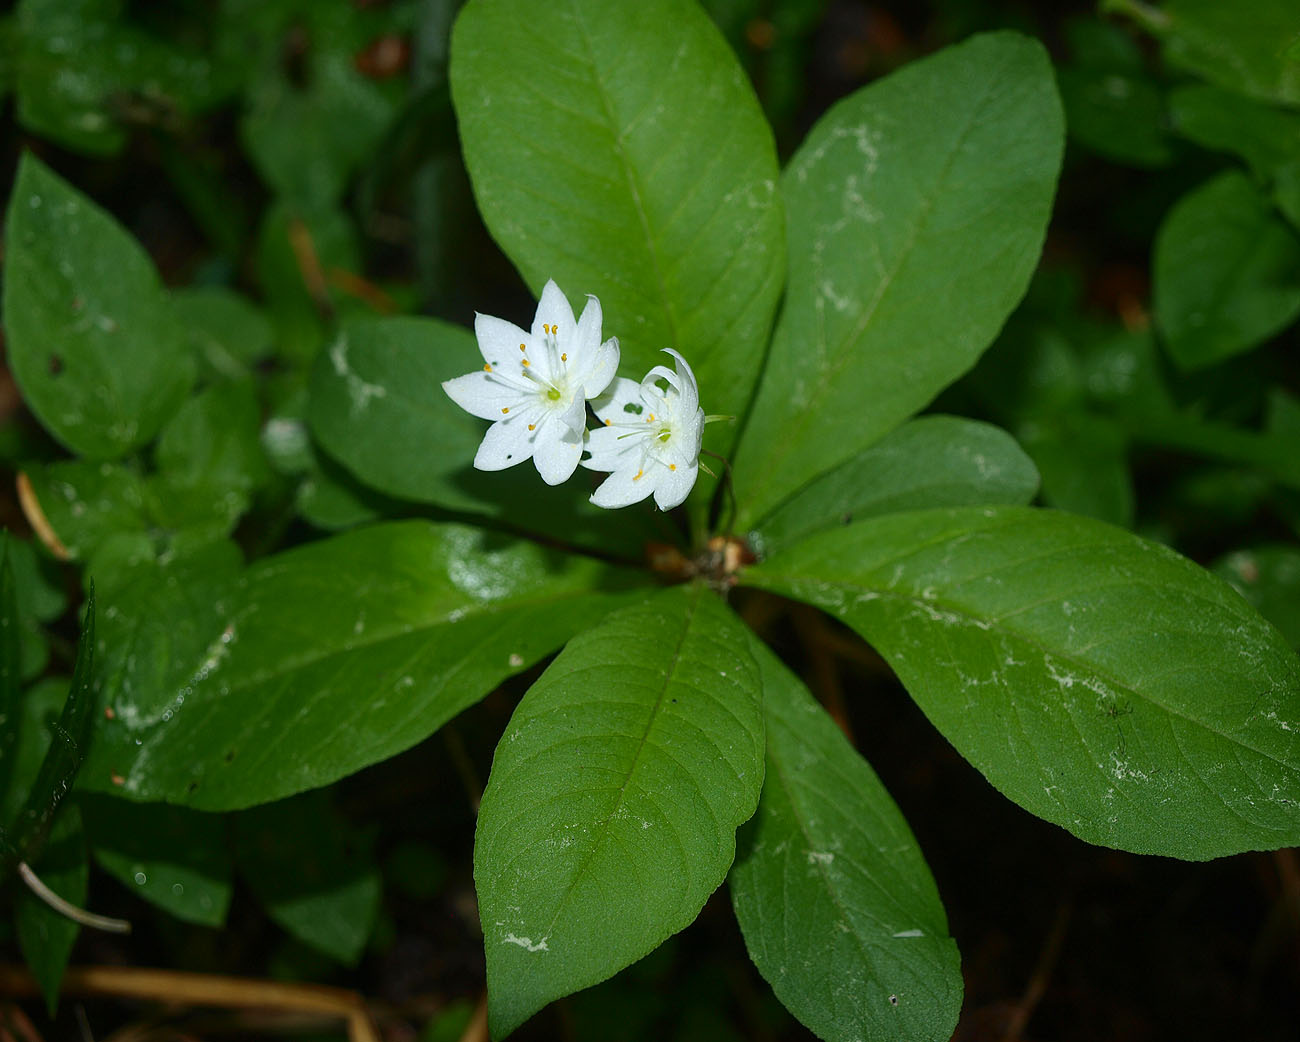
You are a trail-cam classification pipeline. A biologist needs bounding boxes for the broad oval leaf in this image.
[1153,171,1300,370]
[751,415,1039,556]
[732,32,1063,527]
[731,633,961,1042]
[3,154,195,458]
[307,317,663,558]
[475,584,763,1038]
[80,521,639,809]
[450,0,785,460]
[743,506,1300,860]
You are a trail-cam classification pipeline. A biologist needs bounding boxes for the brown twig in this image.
[455,994,488,1042]
[1000,900,1072,1042]
[0,966,380,1042]
[286,218,334,317]
[15,473,69,560]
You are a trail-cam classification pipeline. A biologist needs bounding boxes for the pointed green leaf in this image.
[1153,171,1300,370]
[0,539,22,812]
[730,634,961,1042]
[171,286,275,381]
[308,316,668,557]
[1169,85,1300,177]
[743,506,1300,860]
[2,154,195,458]
[450,0,785,460]
[475,585,764,1037]
[81,794,232,927]
[752,416,1039,556]
[732,32,1063,527]
[234,791,379,964]
[80,522,640,809]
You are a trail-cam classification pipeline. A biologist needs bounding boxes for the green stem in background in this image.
[1120,413,1300,489]
[1099,0,1173,33]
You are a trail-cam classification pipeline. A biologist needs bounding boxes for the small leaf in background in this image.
[81,793,232,927]
[743,506,1300,860]
[1107,0,1300,107]
[1153,171,1300,370]
[18,460,150,565]
[730,634,962,1042]
[307,316,667,558]
[732,32,1064,527]
[1056,16,1172,167]
[451,0,785,463]
[1169,84,1300,178]
[0,539,22,810]
[15,806,87,1014]
[1017,411,1134,527]
[475,585,764,1038]
[170,286,275,381]
[234,790,379,965]
[1214,546,1300,650]
[752,416,1039,556]
[80,522,640,809]
[2,154,196,458]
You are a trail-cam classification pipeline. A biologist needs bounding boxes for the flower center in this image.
[547,388,562,401]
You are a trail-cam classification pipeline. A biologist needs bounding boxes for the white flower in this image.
[442,280,619,485]
[583,348,705,510]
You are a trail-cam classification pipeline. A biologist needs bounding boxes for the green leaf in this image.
[1153,171,1300,370]
[730,634,961,1042]
[475,584,764,1037]
[742,506,1300,860]
[170,287,275,381]
[0,539,22,813]
[450,0,785,463]
[308,316,668,557]
[81,521,640,809]
[1169,84,1300,178]
[1214,545,1300,650]
[81,794,232,927]
[1107,0,1300,107]
[19,460,149,564]
[752,416,1038,556]
[2,154,196,458]
[8,588,95,864]
[732,32,1064,528]
[15,805,86,1015]
[1016,411,1134,527]
[234,791,379,964]
[149,381,270,536]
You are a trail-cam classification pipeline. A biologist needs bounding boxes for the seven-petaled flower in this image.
[583,348,705,510]
[442,280,619,485]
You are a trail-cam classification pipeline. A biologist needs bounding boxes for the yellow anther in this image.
[633,469,643,481]
[522,359,531,367]
[501,407,510,414]
[528,423,536,431]
[519,343,526,352]
[669,464,677,471]
[483,363,492,371]
[604,418,612,426]
[561,353,567,362]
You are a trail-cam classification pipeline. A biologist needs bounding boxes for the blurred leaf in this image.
[1057,17,1170,167]
[81,522,640,809]
[1017,411,1134,526]
[753,416,1039,556]
[14,0,226,156]
[1169,84,1300,176]
[81,793,232,926]
[2,535,64,685]
[743,506,1300,860]
[15,805,86,1014]
[1153,171,1300,369]
[171,287,275,381]
[1106,0,1300,107]
[3,155,196,458]
[1214,545,1300,649]
[730,634,961,1042]
[475,585,763,1037]
[451,0,785,471]
[19,460,149,564]
[235,791,379,964]
[308,316,667,558]
[0,540,22,814]
[732,32,1064,527]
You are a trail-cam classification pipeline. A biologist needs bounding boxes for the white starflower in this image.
[583,348,705,510]
[442,280,619,485]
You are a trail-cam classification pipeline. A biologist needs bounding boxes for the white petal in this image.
[558,388,587,434]
[474,418,535,471]
[533,417,585,485]
[661,348,700,417]
[591,377,643,423]
[443,372,521,421]
[651,460,698,510]
[576,337,619,399]
[532,280,577,344]
[583,425,641,472]
[573,294,603,357]
[590,465,654,509]
[474,313,532,368]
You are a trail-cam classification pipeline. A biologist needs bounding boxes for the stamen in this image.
[522,359,531,367]
[604,419,612,426]
[484,363,493,371]
[528,424,536,431]
[647,413,655,422]
[560,353,567,362]
[519,343,526,351]
[633,470,643,481]
[501,407,510,414]
[669,464,677,471]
